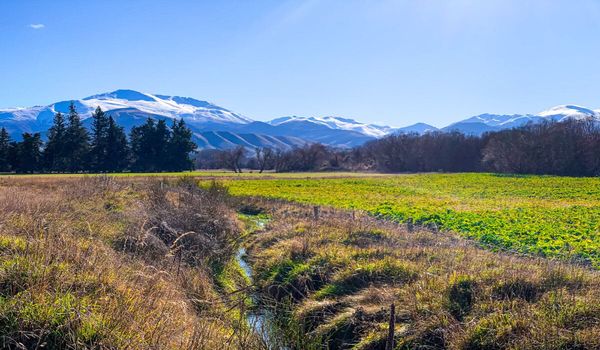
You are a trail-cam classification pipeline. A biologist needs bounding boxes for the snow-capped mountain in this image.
[0,90,381,149]
[537,105,600,121]
[1,90,598,148]
[268,116,393,138]
[80,90,252,124]
[0,89,250,126]
[395,122,439,134]
[443,105,600,135]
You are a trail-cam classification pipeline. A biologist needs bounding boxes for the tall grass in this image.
[0,176,263,349]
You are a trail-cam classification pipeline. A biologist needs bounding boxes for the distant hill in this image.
[1,89,598,148]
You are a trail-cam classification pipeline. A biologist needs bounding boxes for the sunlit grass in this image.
[243,201,600,349]
[223,173,600,267]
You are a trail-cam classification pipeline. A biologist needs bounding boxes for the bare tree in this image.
[255,147,274,173]
[217,146,246,173]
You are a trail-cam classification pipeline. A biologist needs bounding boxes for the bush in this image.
[447,275,477,320]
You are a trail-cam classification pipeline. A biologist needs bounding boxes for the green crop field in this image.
[223,173,600,268]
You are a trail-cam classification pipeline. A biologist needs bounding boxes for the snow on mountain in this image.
[0,106,48,121]
[457,113,535,127]
[268,116,393,138]
[0,90,380,149]
[2,91,599,147]
[82,89,252,124]
[395,122,439,134]
[537,105,600,121]
[0,89,252,125]
[444,105,600,135]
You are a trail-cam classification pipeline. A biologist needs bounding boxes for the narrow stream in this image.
[235,216,282,349]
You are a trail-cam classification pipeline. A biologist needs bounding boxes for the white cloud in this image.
[28,24,45,30]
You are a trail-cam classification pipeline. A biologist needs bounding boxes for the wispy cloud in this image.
[28,24,45,30]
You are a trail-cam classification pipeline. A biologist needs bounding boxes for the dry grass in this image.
[0,176,263,349]
[244,201,600,349]
[2,175,599,349]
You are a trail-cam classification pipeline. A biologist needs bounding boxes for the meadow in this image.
[0,173,598,349]
[243,200,600,349]
[223,173,600,268]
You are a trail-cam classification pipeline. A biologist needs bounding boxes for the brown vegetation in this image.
[0,176,262,349]
[244,200,600,349]
[1,175,599,349]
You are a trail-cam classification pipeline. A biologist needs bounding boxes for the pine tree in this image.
[64,102,90,172]
[130,118,157,172]
[167,119,196,171]
[43,111,67,171]
[154,119,170,170]
[105,116,130,172]
[0,127,11,172]
[90,106,110,171]
[16,133,42,173]
[7,142,19,172]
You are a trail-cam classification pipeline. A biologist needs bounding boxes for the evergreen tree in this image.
[0,127,11,172]
[15,133,42,173]
[64,102,90,172]
[90,106,110,171]
[130,118,157,172]
[7,142,19,172]
[167,119,196,171]
[154,119,170,170]
[105,116,130,172]
[43,112,67,171]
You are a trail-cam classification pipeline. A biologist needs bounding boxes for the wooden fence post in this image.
[386,303,395,350]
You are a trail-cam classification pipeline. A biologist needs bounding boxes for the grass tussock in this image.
[0,176,263,349]
[244,200,600,349]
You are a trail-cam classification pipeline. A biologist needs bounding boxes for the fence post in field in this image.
[313,206,320,221]
[386,302,395,350]
[176,249,182,277]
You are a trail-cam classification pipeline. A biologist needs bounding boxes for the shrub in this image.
[447,275,477,320]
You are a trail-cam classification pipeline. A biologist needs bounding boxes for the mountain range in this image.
[1,89,598,150]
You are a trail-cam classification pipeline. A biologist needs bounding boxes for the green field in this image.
[223,173,600,267]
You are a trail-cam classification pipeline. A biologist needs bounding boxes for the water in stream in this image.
[236,247,281,349]
[236,216,284,349]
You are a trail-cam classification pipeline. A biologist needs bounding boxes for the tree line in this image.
[198,119,600,177]
[0,102,196,173]
[3,107,598,176]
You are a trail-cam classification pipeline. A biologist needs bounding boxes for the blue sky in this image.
[1,0,600,127]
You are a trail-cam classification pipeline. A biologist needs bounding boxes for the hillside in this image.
[2,90,598,147]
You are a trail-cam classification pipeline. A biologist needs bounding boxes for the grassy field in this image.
[223,173,600,268]
[0,174,598,349]
[243,201,600,349]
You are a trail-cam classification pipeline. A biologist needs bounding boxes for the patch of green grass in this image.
[462,312,527,350]
[315,259,417,299]
[222,173,600,267]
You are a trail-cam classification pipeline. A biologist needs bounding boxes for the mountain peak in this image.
[83,89,156,102]
[396,122,439,134]
[537,105,599,119]
[268,115,393,137]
